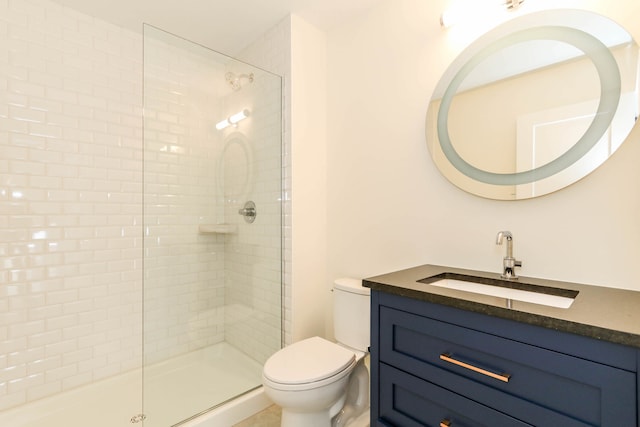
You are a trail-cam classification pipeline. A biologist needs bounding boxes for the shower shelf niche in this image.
[198,224,237,234]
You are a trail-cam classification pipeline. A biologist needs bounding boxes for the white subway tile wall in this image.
[1,0,290,413]
[142,30,230,364]
[0,0,144,411]
[220,70,283,364]
[238,19,292,349]
[143,27,283,366]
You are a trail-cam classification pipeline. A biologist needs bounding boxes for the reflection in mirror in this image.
[426,10,639,200]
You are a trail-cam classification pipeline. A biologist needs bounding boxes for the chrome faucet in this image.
[496,231,522,279]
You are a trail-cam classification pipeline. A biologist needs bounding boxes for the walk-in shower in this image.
[0,0,282,422]
[142,25,283,426]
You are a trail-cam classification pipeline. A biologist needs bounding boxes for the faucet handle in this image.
[501,258,521,279]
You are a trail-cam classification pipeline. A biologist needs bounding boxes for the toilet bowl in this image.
[262,278,370,427]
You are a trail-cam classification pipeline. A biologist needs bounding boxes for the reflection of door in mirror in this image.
[516,92,636,197]
[516,100,607,198]
[515,38,638,198]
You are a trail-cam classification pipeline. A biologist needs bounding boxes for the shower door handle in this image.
[238,201,257,223]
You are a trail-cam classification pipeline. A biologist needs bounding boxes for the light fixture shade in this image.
[216,119,231,130]
[216,109,250,130]
[440,10,458,28]
[229,109,250,124]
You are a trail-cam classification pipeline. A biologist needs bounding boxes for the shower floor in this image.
[145,343,263,426]
[0,342,263,427]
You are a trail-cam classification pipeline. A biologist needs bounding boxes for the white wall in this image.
[290,16,329,342]
[325,0,640,329]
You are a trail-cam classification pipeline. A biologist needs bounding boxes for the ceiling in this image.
[50,0,383,56]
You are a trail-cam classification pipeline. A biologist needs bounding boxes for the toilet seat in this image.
[263,337,356,390]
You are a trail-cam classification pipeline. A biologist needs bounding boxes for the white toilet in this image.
[262,278,370,427]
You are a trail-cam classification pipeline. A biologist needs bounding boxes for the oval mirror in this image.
[426,10,639,200]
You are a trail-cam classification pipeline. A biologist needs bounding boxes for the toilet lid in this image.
[263,337,355,385]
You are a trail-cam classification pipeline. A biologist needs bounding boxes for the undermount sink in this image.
[418,273,578,309]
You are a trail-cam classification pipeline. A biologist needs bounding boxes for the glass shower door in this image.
[142,25,282,426]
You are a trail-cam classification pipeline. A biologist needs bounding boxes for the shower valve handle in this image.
[238,201,257,223]
[238,207,256,217]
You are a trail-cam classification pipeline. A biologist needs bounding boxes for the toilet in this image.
[262,278,370,427]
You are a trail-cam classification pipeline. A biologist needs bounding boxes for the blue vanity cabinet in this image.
[370,290,639,427]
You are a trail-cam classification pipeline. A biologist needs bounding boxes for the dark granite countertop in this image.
[363,264,640,349]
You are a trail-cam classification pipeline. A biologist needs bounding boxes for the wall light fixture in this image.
[216,109,251,130]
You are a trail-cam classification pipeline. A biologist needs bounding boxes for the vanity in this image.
[364,264,640,426]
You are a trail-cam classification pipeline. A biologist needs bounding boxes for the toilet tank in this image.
[333,278,370,352]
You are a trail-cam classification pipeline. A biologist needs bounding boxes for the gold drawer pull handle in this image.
[440,420,451,427]
[440,353,511,383]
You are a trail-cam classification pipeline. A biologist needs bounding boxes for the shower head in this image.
[225,72,254,91]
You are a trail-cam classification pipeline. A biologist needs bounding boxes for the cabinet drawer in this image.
[380,306,636,426]
[379,363,532,427]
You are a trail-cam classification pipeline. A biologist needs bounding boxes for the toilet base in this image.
[280,403,370,427]
[277,392,346,427]
[331,359,369,427]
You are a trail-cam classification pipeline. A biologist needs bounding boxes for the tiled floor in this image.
[232,405,370,427]
[233,404,282,427]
